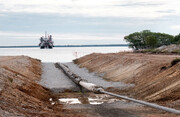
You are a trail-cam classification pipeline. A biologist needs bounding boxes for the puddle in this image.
[58,94,120,105]
[49,98,56,105]
[58,98,104,105]
[59,98,81,104]
[88,98,104,105]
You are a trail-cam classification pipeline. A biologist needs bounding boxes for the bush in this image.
[171,58,180,66]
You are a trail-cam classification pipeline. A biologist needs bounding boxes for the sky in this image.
[0,0,180,46]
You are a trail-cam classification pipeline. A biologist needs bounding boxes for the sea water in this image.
[0,47,131,62]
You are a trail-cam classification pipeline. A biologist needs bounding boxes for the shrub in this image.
[171,58,180,66]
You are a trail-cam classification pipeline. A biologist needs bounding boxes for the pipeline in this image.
[56,63,180,114]
[100,90,180,114]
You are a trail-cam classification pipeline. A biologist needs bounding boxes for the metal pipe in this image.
[57,63,180,114]
[56,63,82,84]
[79,82,97,91]
[56,63,102,93]
[99,90,180,114]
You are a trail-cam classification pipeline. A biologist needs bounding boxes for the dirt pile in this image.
[0,56,81,117]
[156,44,180,53]
[74,52,180,109]
[136,44,180,54]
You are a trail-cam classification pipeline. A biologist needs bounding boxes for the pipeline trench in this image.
[39,62,131,104]
[39,62,180,117]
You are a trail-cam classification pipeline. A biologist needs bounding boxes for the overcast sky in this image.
[0,0,180,46]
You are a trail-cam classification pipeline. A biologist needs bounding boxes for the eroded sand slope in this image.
[0,56,81,117]
[74,52,180,109]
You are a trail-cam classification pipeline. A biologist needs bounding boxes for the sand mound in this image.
[156,44,180,52]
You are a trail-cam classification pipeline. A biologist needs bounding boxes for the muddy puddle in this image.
[55,94,122,105]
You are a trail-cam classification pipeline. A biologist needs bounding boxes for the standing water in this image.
[0,47,131,62]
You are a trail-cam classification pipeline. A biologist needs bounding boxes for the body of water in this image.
[0,47,131,62]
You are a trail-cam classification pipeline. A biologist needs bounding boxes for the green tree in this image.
[124,30,153,50]
[145,35,158,48]
[154,33,174,46]
[124,32,142,50]
[173,33,180,44]
[124,30,174,50]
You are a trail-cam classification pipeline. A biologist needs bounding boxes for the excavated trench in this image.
[1,55,179,117]
[39,62,148,117]
[39,62,180,116]
[39,62,132,106]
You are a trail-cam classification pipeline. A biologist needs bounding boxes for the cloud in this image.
[170,25,180,30]
[157,9,175,13]
[0,31,127,45]
[0,31,125,40]
[115,2,161,7]
[1,12,157,34]
[0,0,180,19]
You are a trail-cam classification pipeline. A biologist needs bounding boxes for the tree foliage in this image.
[124,30,178,50]
[145,35,157,48]
[173,33,180,44]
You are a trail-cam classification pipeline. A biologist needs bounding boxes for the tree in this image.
[154,33,174,46]
[173,33,180,44]
[145,35,158,48]
[124,30,153,50]
[124,30,174,50]
[124,32,142,50]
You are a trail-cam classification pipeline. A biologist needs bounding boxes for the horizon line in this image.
[0,44,128,48]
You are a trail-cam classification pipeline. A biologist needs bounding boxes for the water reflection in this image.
[58,94,120,105]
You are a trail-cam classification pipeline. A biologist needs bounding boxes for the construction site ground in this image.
[0,52,180,116]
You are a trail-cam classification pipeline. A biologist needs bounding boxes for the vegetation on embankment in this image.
[124,30,180,50]
[74,52,180,109]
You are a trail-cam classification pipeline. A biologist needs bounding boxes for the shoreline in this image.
[0,44,128,48]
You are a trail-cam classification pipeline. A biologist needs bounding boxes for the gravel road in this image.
[40,62,132,92]
[39,63,80,92]
[39,62,133,92]
[64,62,134,90]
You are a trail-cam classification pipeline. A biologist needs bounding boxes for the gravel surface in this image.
[39,63,80,92]
[64,62,134,90]
[40,62,133,92]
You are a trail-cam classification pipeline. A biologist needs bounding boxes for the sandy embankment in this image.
[0,53,179,116]
[0,56,81,117]
[74,52,180,109]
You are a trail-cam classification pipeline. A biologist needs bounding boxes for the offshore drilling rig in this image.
[39,32,54,49]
